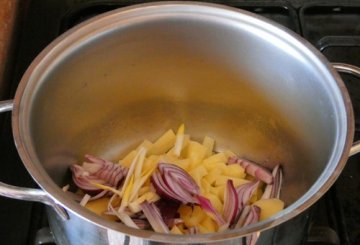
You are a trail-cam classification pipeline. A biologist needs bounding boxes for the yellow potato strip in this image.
[129,166,157,202]
[91,182,122,196]
[134,147,147,180]
[120,147,146,196]
[174,124,185,157]
[202,136,215,157]
[119,175,135,212]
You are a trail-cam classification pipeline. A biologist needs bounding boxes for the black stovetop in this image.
[0,1,359,244]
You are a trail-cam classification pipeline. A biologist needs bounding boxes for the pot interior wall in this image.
[28,13,340,206]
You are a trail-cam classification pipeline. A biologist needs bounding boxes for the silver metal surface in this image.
[0,99,13,113]
[0,100,69,220]
[0,1,358,244]
[332,63,360,157]
[34,227,56,245]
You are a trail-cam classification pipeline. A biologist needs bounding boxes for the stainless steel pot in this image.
[0,2,360,244]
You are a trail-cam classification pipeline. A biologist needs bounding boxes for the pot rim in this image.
[11,1,354,243]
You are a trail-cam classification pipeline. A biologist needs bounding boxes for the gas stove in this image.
[0,1,359,244]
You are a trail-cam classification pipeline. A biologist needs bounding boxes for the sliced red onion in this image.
[162,175,197,204]
[151,172,184,202]
[140,201,170,233]
[223,180,239,225]
[227,157,273,184]
[236,181,260,210]
[243,205,261,245]
[158,163,200,195]
[87,155,128,185]
[196,195,226,228]
[243,205,260,226]
[188,226,199,234]
[270,164,283,199]
[151,163,199,204]
[155,199,181,228]
[132,219,151,229]
[106,194,139,229]
[246,231,260,245]
[166,218,184,228]
[117,212,140,229]
[227,156,239,164]
[120,147,146,197]
[234,205,251,229]
[261,164,283,199]
[261,184,273,200]
[71,155,128,198]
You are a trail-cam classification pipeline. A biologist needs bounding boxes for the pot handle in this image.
[332,63,360,157]
[0,100,69,220]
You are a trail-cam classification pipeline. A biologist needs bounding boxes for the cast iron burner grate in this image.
[59,0,300,34]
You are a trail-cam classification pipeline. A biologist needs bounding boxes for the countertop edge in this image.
[0,0,20,100]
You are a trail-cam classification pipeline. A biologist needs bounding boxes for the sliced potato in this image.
[142,155,161,174]
[209,185,225,202]
[202,153,227,167]
[202,136,215,157]
[221,164,246,178]
[137,139,153,151]
[253,198,285,221]
[200,216,218,233]
[172,158,191,171]
[201,179,212,195]
[148,129,176,155]
[85,198,117,221]
[178,205,192,218]
[203,193,223,213]
[170,225,184,234]
[80,124,285,235]
[119,150,137,168]
[189,165,208,187]
[183,141,207,168]
[213,176,249,188]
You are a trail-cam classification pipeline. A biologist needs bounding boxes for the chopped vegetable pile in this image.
[69,124,284,244]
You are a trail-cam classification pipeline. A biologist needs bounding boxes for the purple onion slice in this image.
[196,195,226,228]
[227,157,273,184]
[151,163,199,204]
[223,180,239,225]
[140,201,169,233]
[236,181,260,211]
[71,155,128,198]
